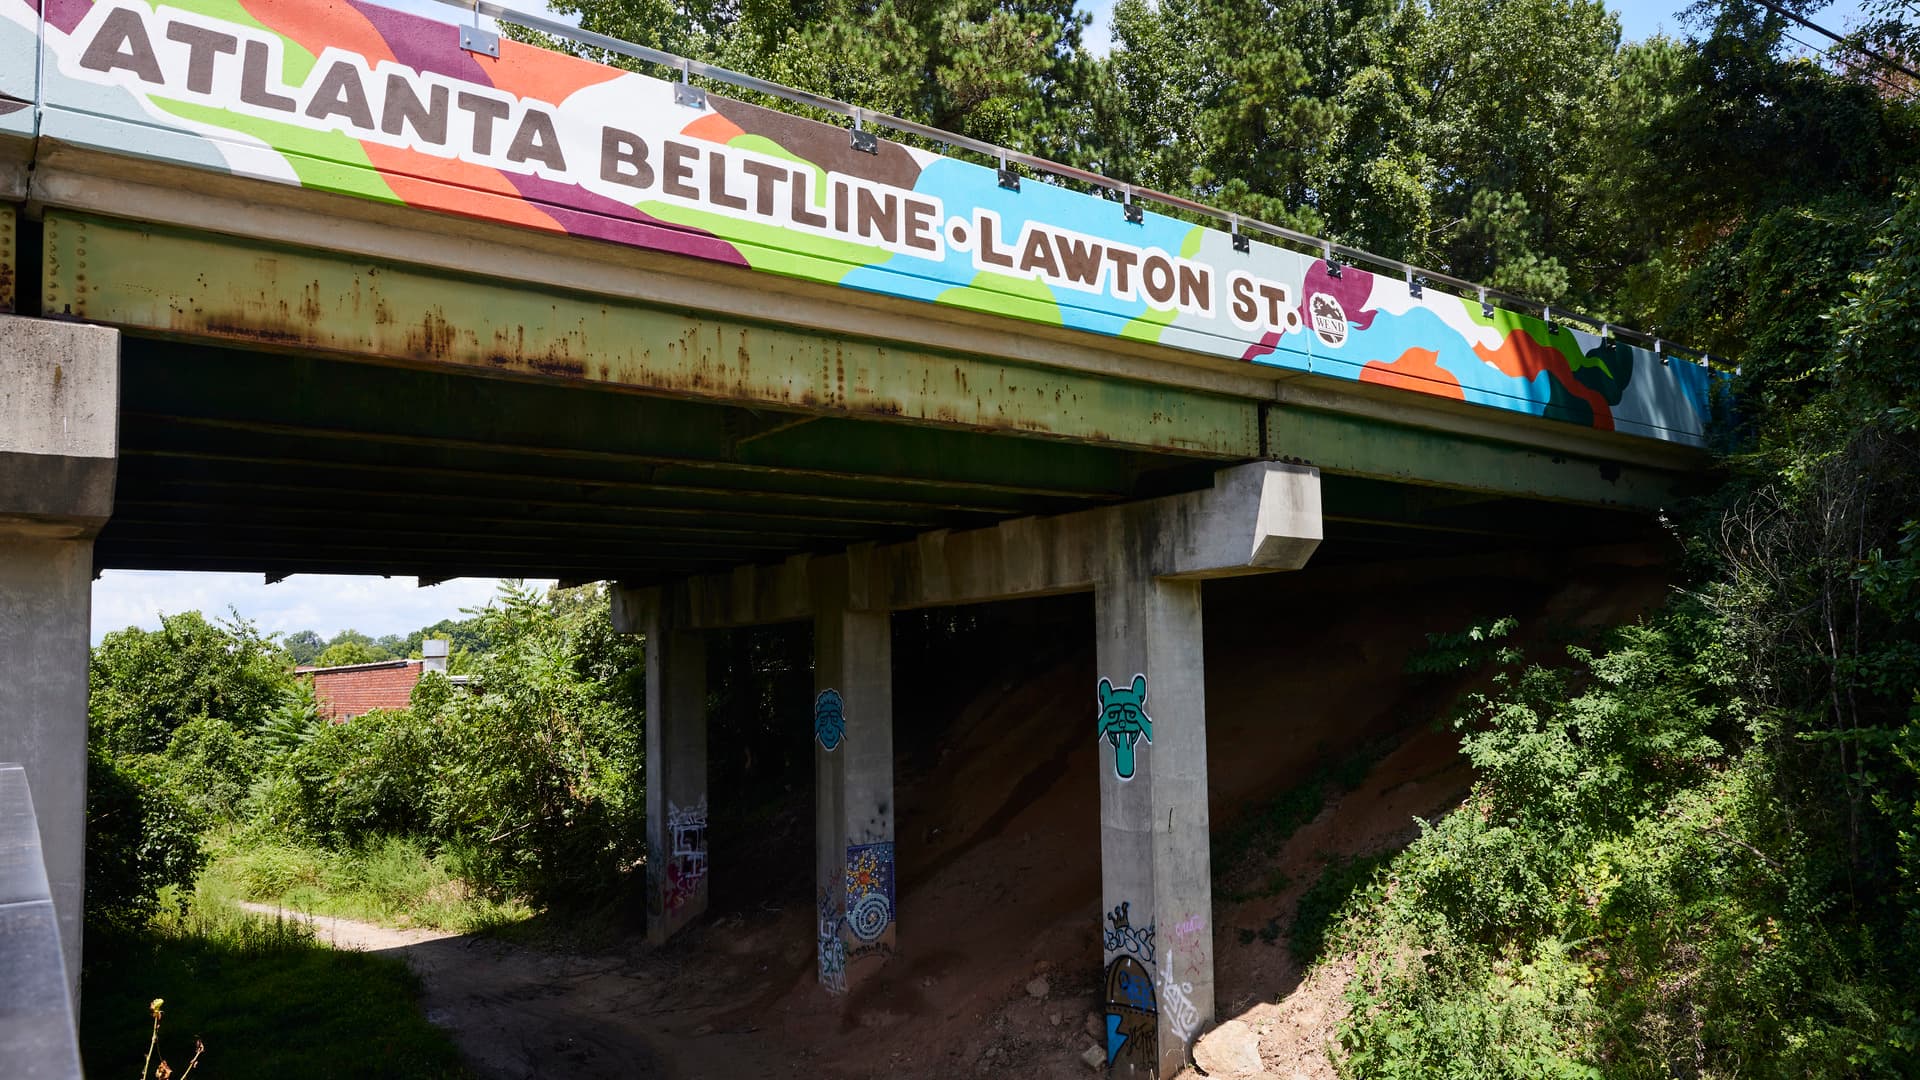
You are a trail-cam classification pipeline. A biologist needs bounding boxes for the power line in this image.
[1779,24,1918,99]
[1745,0,1920,83]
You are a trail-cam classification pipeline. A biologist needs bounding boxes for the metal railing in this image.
[0,764,83,1080]
[427,0,1720,368]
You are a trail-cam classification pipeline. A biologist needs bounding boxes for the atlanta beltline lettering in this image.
[63,1,1301,333]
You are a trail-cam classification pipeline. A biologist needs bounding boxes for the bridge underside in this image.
[96,336,1664,583]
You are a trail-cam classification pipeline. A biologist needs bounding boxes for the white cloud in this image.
[90,571,555,645]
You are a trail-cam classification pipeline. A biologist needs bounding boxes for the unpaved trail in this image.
[237,903,782,1080]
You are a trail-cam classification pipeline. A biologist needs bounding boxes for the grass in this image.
[199,833,532,933]
[80,889,471,1079]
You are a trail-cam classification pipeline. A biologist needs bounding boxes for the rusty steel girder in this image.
[41,212,1261,460]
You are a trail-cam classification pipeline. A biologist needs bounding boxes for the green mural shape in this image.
[1097,674,1153,780]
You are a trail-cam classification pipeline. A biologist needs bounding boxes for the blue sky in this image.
[85,0,1875,645]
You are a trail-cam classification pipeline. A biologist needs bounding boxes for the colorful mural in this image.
[4,0,1713,445]
[1097,674,1153,781]
[843,840,894,945]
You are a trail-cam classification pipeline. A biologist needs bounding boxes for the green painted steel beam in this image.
[46,212,1260,459]
[117,342,1181,500]
[1266,406,1707,511]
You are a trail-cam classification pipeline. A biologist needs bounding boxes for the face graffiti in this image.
[1097,674,1153,781]
[814,688,846,752]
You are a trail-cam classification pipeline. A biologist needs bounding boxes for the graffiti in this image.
[817,889,847,995]
[1104,956,1158,1074]
[1171,913,1206,977]
[1159,947,1201,1049]
[1104,901,1156,964]
[814,688,846,752]
[661,798,707,915]
[844,841,896,943]
[1097,675,1153,780]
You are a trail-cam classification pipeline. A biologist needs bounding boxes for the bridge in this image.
[0,0,1714,1073]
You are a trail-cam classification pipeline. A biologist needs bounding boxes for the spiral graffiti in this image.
[847,891,892,942]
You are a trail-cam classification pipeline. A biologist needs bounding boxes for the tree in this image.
[314,640,390,668]
[89,611,291,756]
[282,629,325,666]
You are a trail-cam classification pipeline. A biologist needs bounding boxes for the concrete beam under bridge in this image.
[616,460,1322,1077]
[0,314,121,1009]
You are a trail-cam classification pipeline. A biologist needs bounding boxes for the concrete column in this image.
[636,585,709,943]
[0,315,120,1008]
[812,594,894,995]
[1095,545,1214,1077]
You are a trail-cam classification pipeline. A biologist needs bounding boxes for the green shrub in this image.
[84,746,206,932]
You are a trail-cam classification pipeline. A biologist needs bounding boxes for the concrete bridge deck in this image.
[0,1,1719,1074]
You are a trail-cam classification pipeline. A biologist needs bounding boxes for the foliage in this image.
[199,833,531,932]
[89,611,289,757]
[85,746,208,932]
[80,891,469,1079]
[314,639,391,667]
[427,582,645,906]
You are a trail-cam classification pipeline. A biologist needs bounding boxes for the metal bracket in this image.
[849,110,878,154]
[460,24,499,56]
[1231,216,1249,253]
[1122,186,1143,224]
[997,159,1020,192]
[460,1,498,57]
[1478,286,1494,319]
[1322,240,1341,278]
[1406,268,1423,298]
[674,61,706,108]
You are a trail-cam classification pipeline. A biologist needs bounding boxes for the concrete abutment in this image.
[0,314,121,1008]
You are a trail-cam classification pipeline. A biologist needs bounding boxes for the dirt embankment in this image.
[306,544,1673,1079]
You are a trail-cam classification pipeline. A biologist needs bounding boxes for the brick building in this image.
[299,639,452,722]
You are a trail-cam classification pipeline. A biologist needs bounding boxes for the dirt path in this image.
[237,903,784,1080]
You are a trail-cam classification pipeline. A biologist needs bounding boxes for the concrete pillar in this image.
[0,315,120,1007]
[812,593,894,995]
[1095,546,1214,1077]
[635,585,709,942]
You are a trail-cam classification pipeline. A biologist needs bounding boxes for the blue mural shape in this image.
[815,688,845,751]
[1097,674,1153,781]
[844,841,895,943]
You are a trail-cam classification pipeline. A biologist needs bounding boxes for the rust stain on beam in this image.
[44,213,1260,459]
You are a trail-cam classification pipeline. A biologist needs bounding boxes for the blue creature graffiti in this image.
[1097,674,1153,781]
[844,841,896,943]
[815,688,846,751]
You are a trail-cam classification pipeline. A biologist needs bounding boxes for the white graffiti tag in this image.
[1159,947,1201,1047]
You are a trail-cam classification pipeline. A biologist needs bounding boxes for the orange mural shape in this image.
[1472,331,1614,430]
[496,38,628,104]
[681,110,747,144]
[1360,347,1466,401]
[243,0,396,67]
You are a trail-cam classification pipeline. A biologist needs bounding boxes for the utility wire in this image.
[1745,0,1920,83]
[1779,23,1919,98]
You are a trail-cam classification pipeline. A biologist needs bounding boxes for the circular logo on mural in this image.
[847,891,892,941]
[1308,292,1348,348]
[814,688,846,751]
